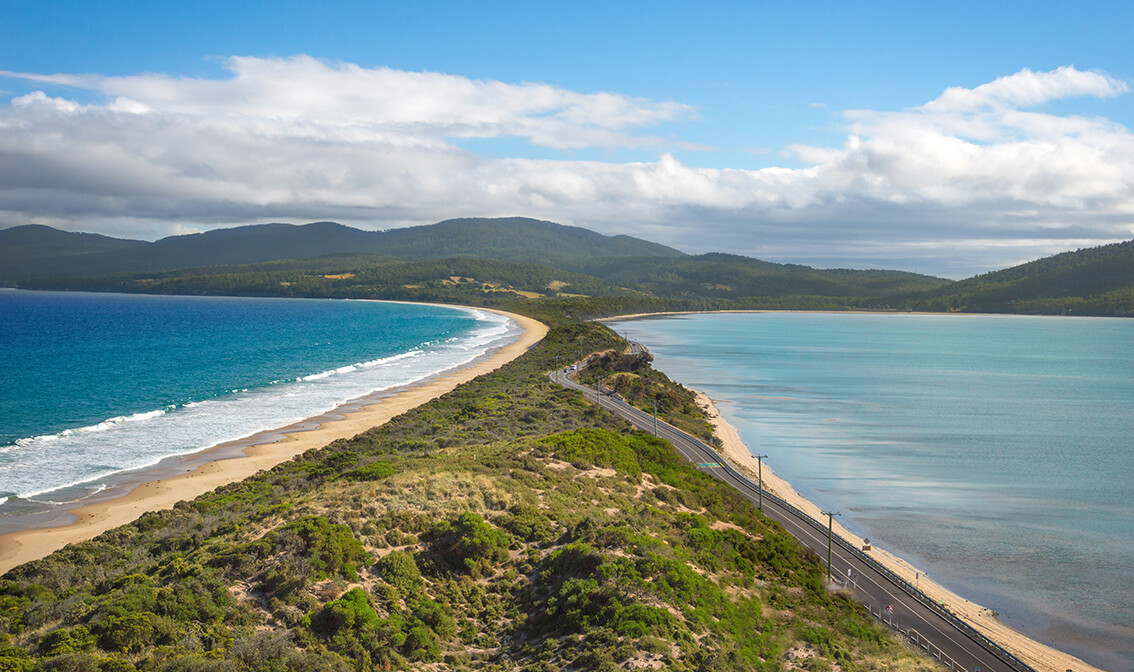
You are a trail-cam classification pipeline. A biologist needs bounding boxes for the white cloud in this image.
[0,59,1131,277]
[1,56,695,150]
[923,66,1128,112]
[791,72,1134,216]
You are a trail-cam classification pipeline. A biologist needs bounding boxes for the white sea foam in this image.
[64,409,168,435]
[9,408,169,449]
[0,309,518,501]
[298,350,422,381]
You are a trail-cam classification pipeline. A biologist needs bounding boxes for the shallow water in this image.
[608,312,1134,672]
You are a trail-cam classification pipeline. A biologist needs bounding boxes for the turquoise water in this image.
[608,312,1134,672]
[0,290,516,511]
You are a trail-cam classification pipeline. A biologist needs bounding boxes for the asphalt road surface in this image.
[550,350,1035,672]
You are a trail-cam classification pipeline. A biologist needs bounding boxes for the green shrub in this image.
[501,504,556,544]
[800,625,851,664]
[153,579,229,624]
[841,619,886,646]
[540,428,641,476]
[375,552,423,595]
[403,623,440,662]
[372,583,400,611]
[637,635,668,654]
[425,513,511,576]
[95,612,158,654]
[339,461,395,482]
[267,516,372,581]
[304,588,449,666]
[37,652,103,672]
[0,646,31,672]
[97,657,137,672]
[39,627,96,656]
[304,589,379,635]
[612,603,673,638]
[411,598,456,639]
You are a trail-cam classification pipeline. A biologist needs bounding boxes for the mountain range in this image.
[2,217,1131,316]
[0,218,680,282]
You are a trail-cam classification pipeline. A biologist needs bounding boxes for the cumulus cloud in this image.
[788,68,1134,225]
[1,58,1132,277]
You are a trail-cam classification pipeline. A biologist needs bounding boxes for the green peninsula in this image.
[0,323,936,672]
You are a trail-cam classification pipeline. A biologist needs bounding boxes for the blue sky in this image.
[2,1,1133,277]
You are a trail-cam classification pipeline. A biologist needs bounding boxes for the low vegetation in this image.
[573,349,718,445]
[0,323,938,671]
[4,214,1119,671]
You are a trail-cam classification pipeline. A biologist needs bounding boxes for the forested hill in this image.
[0,218,684,282]
[578,253,949,299]
[5,218,1133,316]
[0,225,149,280]
[888,239,1134,316]
[374,218,683,266]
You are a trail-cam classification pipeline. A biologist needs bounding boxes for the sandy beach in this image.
[0,303,1103,672]
[0,307,547,576]
[693,391,1102,672]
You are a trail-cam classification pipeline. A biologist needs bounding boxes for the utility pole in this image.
[754,454,768,512]
[652,398,658,436]
[821,510,841,582]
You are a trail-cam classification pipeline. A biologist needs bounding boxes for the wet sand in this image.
[0,307,546,575]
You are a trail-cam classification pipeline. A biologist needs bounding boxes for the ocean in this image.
[607,312,1134,672]
[0,290,517,520]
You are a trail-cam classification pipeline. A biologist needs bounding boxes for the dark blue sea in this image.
[608,312,1134,672]
[0,290,517,512]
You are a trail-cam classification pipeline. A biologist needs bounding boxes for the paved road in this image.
[550,349,1034,672]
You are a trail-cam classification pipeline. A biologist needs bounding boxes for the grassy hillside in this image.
[0,324,935,672]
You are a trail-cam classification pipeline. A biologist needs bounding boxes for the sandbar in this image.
[0,306,546,575]
[693,390,1102,672]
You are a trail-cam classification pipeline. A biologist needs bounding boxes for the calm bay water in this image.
[0,290,516,513]
[608,312,1134,672]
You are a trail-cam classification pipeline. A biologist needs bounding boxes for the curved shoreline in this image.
[0,306,547,575]
[693,386,1101,672]
[606,309,1112,672]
